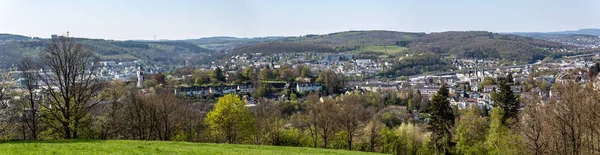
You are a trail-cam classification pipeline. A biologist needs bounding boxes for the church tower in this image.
[136,65,144,88]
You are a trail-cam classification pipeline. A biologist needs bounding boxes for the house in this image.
[355,59,372,65]
[209,86,223,95]
[415,85,440,96]
[510,86,522,93]
[359,83,398,92]
[237,84,254,93]
[179,86,209,96]
[296,83,322,93]
[222,86,237,94]
[99,61,117,67]
[483,85,497,93]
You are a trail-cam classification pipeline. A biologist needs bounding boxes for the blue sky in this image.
[1,0,599,40]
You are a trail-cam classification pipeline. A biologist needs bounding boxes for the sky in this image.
[1,0,599,40]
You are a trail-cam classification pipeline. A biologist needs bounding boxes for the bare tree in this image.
[293,93,321,148]
[92,81,127,140]
[253,99,285,145]
[148,92,185,140]
[337,93,372,150]
[312,97,339,148]
[520,89,548,155]
[527,82,600,155]
[18,56,40,140]
[120,91,153,140]
[363,117,383,152]
[0,70,19,139]
[38,36,103,139]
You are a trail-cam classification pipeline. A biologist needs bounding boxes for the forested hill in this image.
[183,36,284,51]
[229,31,568,63]
[511,29,600,47]
[0,34,31,42]
[410,31,566,63]
[0,30,570,68]
[280,31,424,46]
[0,37,214,68]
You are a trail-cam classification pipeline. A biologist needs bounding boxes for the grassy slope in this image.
[0,140,384,155]
[357,45,409,55]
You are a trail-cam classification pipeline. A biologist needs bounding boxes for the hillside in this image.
[548,28,600,36]
[0,140,382,155]
[184,36,283,51]
[512,32,600,47]
[230,41,338,56]
[410,31,566,63]
[0,30,571,68]
[0,37,215,68]
[229,31,567,64]
[281,31,424,46]
[0,34,31,42]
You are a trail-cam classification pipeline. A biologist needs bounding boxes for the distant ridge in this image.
[0,33,31,41]
[230,30,566,63]
[512,28,600,36]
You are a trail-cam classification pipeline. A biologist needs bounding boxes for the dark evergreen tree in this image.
[428,85,455,154]
[506,72,514,84]
[491,81,520,125]
[211,67,226,83]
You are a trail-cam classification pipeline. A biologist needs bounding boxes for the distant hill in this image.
[230,31,566,63]
[280,31,424,46]
[0,30,574,68]
[550,28,600,36]
[0,34,31,42]
[0,36,215,68]
[512,28,600,36]
[183,36,283,51]
[231,41,338,56]
[512,33,600,47]
[410,31,566,63]
[511,29,600,47]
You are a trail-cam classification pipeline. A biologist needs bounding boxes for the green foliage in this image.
[380,123,429,155]
[172,130,188,141]
[205,94,256,144]
[491,82,520,125]
[478,77,495,91]
[299,66,312,78]
[144,80,158,88]
[289,93,298,101]
[485,108,524,155]
[316,70,345,95]
[210,67,226,84]
[427,85,454,154]
[456,105,489,155]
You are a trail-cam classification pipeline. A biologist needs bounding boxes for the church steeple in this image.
[136,65,144,88]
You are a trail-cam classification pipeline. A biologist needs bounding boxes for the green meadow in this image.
[0,140,385,155]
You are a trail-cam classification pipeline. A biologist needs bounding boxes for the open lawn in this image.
[356,45,408,55]
[0,140,384,155]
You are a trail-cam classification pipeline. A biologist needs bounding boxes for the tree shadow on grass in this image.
[0,139,101,144]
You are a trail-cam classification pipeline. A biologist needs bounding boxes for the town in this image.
[1,1,600,154]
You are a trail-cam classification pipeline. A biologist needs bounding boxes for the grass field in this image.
[356,45,408,55]
[0,140,384,155]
